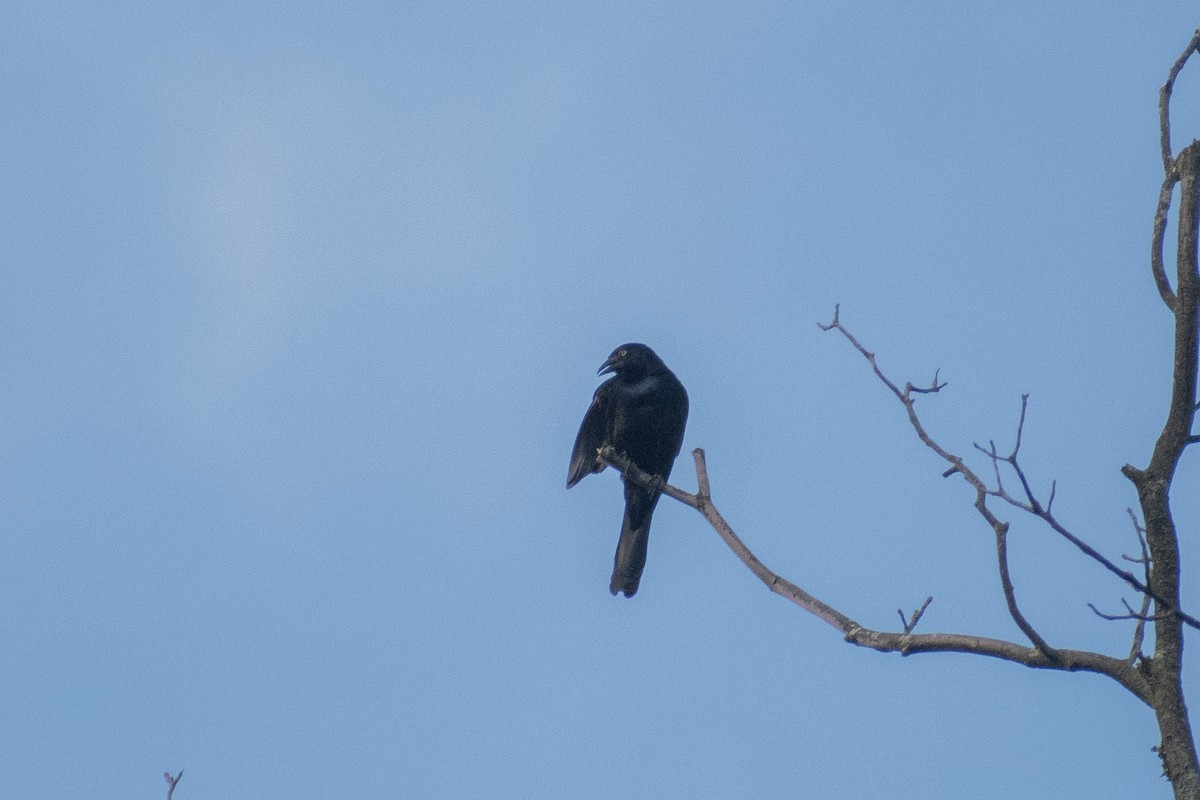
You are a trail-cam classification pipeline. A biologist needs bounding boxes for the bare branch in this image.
[165,771,183,800]
[819,309,1056,658]
[1160,27,1200,171]
[994,520,1057,659]
[600,447,1151,705]
[971,390,1200,630]
[818,304,925,404]
[1013,495,1200,624]
[973,395,1042,513]
[1152,28,1200,312]
[1154,174,1181,311]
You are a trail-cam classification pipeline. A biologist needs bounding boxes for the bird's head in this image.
[598,343,664,379]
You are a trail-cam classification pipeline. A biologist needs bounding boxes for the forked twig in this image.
[898,596,934,634]
[165,771,183,800]
[1152,27,1200,310]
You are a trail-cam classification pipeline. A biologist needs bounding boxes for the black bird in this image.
[567,343,689,597]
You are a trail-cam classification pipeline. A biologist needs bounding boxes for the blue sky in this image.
[4,3,1200,798]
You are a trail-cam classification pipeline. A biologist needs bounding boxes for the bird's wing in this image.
[567,381,611,488]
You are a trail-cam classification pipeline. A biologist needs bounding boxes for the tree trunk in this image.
[1141,140,1200,800]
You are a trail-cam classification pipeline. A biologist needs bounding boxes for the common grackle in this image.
[568,343,689,597]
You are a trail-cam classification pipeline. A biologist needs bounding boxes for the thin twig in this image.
[1089,594,1166,624]
[908,369,945,395]
[1127,508,1152,661]
[1088,600,1165,623]
[974,440,1007,497]
[165,771,183,800]
[899,596,934,634]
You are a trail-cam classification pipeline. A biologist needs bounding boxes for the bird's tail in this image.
[610,484,661,597]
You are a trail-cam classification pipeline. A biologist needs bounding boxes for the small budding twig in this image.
[898,596,934,634]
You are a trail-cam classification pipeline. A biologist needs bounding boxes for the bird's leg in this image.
[616,450,633,481]
[619,452,665,493]
[600,445,636,481]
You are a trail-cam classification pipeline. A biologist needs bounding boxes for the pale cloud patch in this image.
[164,80,354,447]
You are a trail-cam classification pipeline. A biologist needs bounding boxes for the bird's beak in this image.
[597,355,618,376]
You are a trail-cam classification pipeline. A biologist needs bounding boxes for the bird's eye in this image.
[618,349,627,358]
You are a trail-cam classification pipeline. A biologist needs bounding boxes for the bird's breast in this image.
[623,375,660,395]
